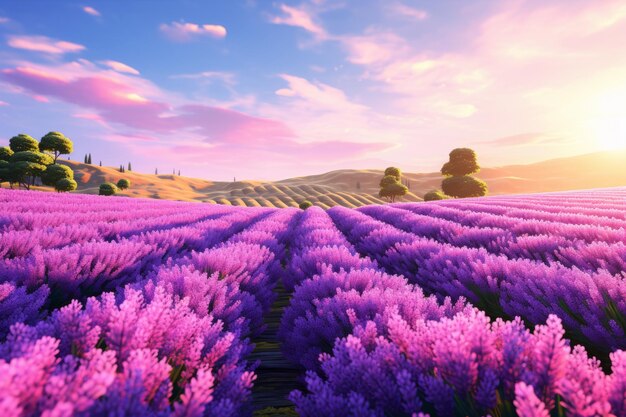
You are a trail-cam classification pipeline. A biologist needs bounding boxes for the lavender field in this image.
[1,187,625,417]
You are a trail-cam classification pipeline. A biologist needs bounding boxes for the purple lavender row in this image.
[0,209,271,339]
[0,195,299,416]
[282,207,377,292]
[291,308,626,416]
[359,204,626,276]
[328,205,626,357]
[279,206,626,415]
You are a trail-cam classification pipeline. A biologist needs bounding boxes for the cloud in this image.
[275,74,368,113]
[170,71,236,85]
[7,35,86,55]
[0,100,8,106]
[159,22,227,42]
[0,17,9,24]
[389,3,428,21]
[82,6,100,17]
[101,60,140,75]
[477,133,569,147]
[270,4,327,39]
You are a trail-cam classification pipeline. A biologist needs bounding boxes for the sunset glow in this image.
[0,1,625,180]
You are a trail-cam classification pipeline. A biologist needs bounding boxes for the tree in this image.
[441,148,480,177]
[128,162,132,171]
[178,170,181,176]
[299,200,313,210]
[9,134,39,153]
[55,178,77,192]
[440,147,487,198]
[424,189,449,201]
[87,153,92,164]
[117,178,130,190]
[41,164,73,186]
[379,174,399,188]
[442,176,488,198]
[39,132,73,163]
[155,168,158,175]
[356,181,361,190]
[8,151,53,189]
[84,154,88,163]
[99,161,102,167]
[0,147,13,161]
[379,181,408,202]
[384,167,401,181]
[99,182,118,196]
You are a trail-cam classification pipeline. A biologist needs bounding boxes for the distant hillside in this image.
[50,149,626,208]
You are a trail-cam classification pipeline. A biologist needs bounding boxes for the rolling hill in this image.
[48,149,626,208]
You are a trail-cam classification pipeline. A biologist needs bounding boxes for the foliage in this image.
[299,200,313,210]
[442,175,488,198]
[117,178,131,190]
[0,146,13,162]
[379,179,408,203]
[55,178,77,192]
[383,166,401,180]
[99,182,118,196]
[39,131,73,163]
[440,147,487,198]
[441,147,480,176]
[423,189,449,201]
[9,134,39,153]
[41,164,74,186]
[8,151,53,189]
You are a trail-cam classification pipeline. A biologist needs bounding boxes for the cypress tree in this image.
[128,162,132,171]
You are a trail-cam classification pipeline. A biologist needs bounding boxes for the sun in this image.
[589,89,626,150]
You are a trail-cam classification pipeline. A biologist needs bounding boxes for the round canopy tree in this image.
[55,178,77,193]
[379,181,408,203]
[0,147,13,162]
[441,148,480,177]
[424,189,449,201]
[442,175,488,198]
[41,164,74,186]
[383,167,401,181]
[117,178,130,190]
[9,151,53,189]
[99,182,118,196]
[9,134,39,153]
[39,132,73,163]
[379,175,399,188]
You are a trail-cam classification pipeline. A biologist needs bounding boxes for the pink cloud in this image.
[270,4,327,39]
[0,100,8,106]
[82,6,100,17]
[0,64,296,146]
[159,22,227,42]
[101,60,140,75]
[389,3,428,21]
[7,35,85,55]
[0,17,9,24]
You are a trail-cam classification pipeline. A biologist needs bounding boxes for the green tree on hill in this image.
[41,164,74,187]
[299,200,313,210]
[9,134,39,153]
[440,148,488,198]
[9,151,53,189]
[99,182,118,196]
[55,178,77,192]
[384,167,401,181]
[39,131,73,163]
[379,168,408,203]
[424,189,449,201]
[117,178,130,190]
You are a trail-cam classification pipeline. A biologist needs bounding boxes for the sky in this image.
[0,0,625,181]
